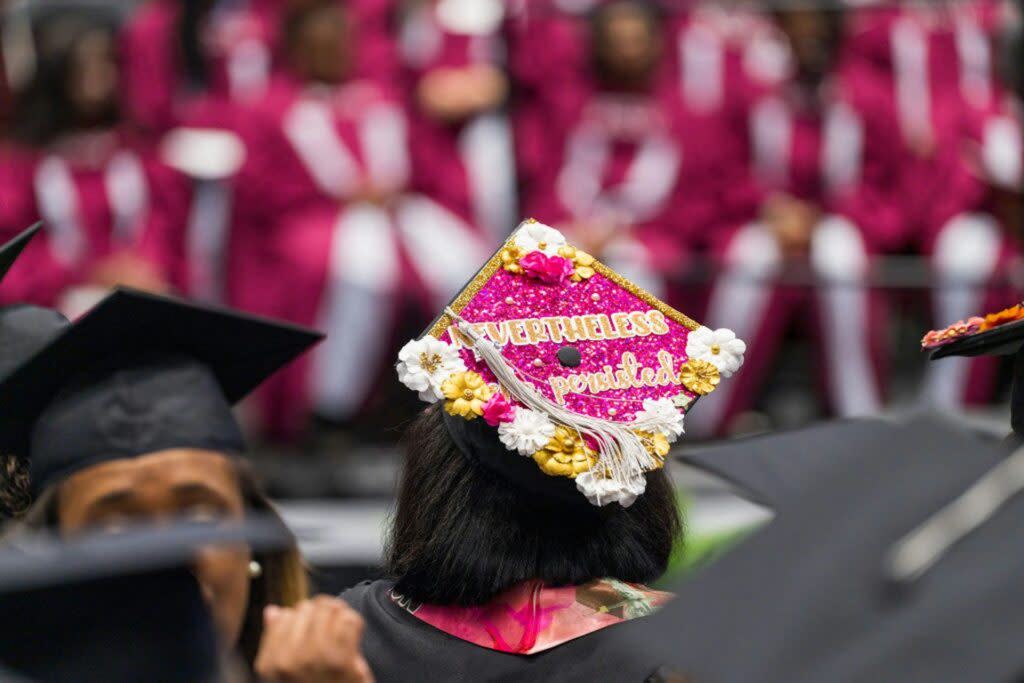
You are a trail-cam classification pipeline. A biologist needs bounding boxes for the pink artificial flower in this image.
[920,317,985,349]
[519,251,575,286]
[482,392,517,427]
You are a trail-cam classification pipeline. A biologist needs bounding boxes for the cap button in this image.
[557,346,582,368]
[710,344,721,355]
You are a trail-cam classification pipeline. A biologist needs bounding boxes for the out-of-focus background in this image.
[0,0,1021,589]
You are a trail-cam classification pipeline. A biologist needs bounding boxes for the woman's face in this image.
[56,449,253,651]
[67,29,119,122]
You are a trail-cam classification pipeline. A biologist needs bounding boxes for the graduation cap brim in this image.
[0,516,293,595]
[0,224,41,287]
[0,287,322,453]
[621,416,1024,682]
[675,418,900,509]
[0,520,285,683]
[929,318,1024,359]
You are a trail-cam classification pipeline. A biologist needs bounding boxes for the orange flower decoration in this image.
[980,304,1024,332]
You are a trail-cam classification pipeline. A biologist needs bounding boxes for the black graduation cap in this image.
[930,318,1024,436]
[0,287,322,495]
[0,519,291,683]
[0,225,71,378]
[619,416,1024,683]
[675,418,900,509]
[0,224,41,286]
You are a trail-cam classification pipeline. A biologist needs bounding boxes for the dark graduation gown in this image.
[341,580,669,683]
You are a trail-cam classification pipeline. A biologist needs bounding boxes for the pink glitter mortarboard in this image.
[396,221,746,507]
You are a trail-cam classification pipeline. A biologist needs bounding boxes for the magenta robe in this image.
[401,0,515,239]
[231,74,488,435]
[0,131,179,311]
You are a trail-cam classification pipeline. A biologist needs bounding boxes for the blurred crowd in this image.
[0,0,1022,444]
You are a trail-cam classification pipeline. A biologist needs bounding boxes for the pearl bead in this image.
[533,358,543,367]
[505,296,515,305]
[591,293,601,302]
[607,408,617,416]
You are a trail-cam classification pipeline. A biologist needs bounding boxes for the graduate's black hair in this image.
[385,404,682,606]
[0,455,30,520]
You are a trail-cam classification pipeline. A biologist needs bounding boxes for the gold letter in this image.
[549,376,571,404]
[630,311,651,336]
[524,319,549,345]
[647,310,670,335]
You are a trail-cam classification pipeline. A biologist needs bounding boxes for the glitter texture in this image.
[435,264,698,423]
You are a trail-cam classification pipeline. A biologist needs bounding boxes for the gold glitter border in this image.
[427,230,701,338]
[591,261,699,331]
[427,244,506,338]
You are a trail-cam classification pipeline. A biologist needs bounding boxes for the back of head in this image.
[385,404,681,606]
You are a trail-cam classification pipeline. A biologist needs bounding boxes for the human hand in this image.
[255,596,374,683]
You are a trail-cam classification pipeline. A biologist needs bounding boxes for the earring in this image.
[248,560,262,579]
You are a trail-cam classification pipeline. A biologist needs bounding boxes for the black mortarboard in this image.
[0,224,41,286]
[675,418,900,509]
[0,519,291,683]
[620,416,1024,682]
[930,319,1024,436]
[0,288,322,495]
[0,225,71,379]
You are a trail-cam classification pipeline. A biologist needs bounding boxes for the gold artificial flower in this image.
[636,431,670,461]
[679,359,720,396]
[558,245,596,282]
[442,371,493,419]
[532,426,598,478]
[501,244,525,274]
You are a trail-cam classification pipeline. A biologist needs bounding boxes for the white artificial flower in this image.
[633,397,685,443]
[512,221,567,256]
[498,407,557,455]
[575,471,647,508]
[685,326,747,378]
[396,336,467,403]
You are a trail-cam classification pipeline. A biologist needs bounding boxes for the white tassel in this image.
[445,308,666,490]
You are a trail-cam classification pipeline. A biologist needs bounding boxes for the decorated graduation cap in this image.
[0,519,291,683]
[622,416,1024,682]
[0,287,322,496]
[396,220,745,507]
[923,304,1024,436]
